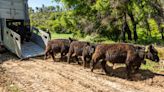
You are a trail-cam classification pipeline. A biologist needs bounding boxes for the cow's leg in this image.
[44,52,48,60]
[44,50,51,60]
[126,64,132,79]
[91,59,99,72]
[67,54,71,64]
[67,52,72,64]
[126,54,133,79]
[82,56,87,68]
[126,65,130,78]
[60,52,65,62]
[61,46,67,61]
[112,63,115,70]
[75,56,81,65]
[101,60,108,74]
[44,46,51,60]
[110,63,115,76]
[135,63,141,73]
[51,51,56,62]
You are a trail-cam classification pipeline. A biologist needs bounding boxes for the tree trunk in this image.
[128,11,138,41]
[121,20,126,42]
[133,24,138,41]
[124,12,132,40]
[121,12,132,42]
[125,22,132,40]
[145,18,151,36]
[121,26,126,42]
[161,28,164,40]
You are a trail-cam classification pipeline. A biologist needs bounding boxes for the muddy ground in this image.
[0,52,164,92]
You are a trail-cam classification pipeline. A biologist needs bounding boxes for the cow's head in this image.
[84,44,96,56]
[146,45,159,62]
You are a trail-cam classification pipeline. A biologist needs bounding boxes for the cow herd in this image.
[44,38,160,79]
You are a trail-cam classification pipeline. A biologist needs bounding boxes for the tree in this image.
[32,0,164,42]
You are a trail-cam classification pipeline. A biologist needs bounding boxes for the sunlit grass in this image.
[50,33,115,43]
[51,32,73,39]
[8,84,21,92]
[156,47,164,60]
[141,60,164,73]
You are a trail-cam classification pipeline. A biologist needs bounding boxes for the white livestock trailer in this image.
[0,0,50,59]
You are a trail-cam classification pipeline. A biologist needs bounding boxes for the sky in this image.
[28,0,60,9]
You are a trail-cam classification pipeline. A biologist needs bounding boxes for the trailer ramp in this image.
[21,42,44,58]
[3,27,50,59]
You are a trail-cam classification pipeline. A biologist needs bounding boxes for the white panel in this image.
[0,8,11,19]
[0,0,26,19]
[0,0,11,9]
[13,10,25,19]
[13,0,24,10]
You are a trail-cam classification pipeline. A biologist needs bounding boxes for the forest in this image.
[29,0,164,45]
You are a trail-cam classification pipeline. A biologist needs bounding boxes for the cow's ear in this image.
[86,42,90,46]
[141,60,146,65]
[91,45,95,50]
[148,44,153,49]
[69,37,73,42]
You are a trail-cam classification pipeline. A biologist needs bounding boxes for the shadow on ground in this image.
[93,63,164,81]
[1,52,164,82]
[0,52,19,64]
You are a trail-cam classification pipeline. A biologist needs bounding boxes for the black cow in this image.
[91,43,159,78]
[82,44,96,68]
[67,41,92,65]
[44,38,75,62]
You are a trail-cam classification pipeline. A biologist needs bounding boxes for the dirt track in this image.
[0,52,164,92]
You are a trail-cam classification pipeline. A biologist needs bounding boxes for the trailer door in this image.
[0,19,2,42]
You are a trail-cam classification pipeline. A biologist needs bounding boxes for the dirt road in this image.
[0,52,164,92]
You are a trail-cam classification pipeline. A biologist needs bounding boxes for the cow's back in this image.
[105,44,136,63]
[69,41,89,56]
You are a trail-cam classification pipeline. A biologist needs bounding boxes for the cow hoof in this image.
[126,76,133,81]
[77,62,82,65]
[127,78,133,81]
[110,73,114,76]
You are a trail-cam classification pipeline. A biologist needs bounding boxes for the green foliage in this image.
[30,0,164,44]
[148,18,160,37]
[51,32,73,39]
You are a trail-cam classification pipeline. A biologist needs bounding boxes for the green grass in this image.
[157,47,164,60]
[51,33,115,44]
[51,32,73,39]
[7,84,21,92]
[141,60,164,73]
